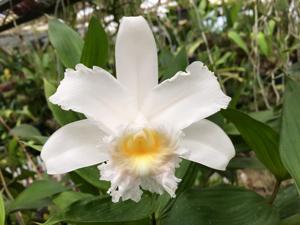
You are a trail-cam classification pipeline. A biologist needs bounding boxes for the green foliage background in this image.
[1,0,300,224]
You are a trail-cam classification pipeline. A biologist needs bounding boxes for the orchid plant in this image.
[41,16,235,202]
[3,1,300,224]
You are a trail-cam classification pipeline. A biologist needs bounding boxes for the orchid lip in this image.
[98,124,184,202]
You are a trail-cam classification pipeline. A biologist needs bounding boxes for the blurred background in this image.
[0,0,300,224]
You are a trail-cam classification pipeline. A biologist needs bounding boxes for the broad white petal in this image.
[41,119,108,174]
[181,119,235,170]
[142,61,230,130]
[50,64,136,133]
[116,16,158,107]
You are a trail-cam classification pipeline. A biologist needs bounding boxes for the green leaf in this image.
[248,110,281,132]
[280,213,300,225]
[43,79,80,125]
[215,52,232,66]
[75,165,110,190]
[175,161,198,195]
[225,2,242,27]
[275,0,289,12]
[267,19,276,36]
[229,2,242,25]
[162,186,279,225]
[187,39,203,57]
[280,77,300,191]
[257,32,269,56]
[60,195,154,223]
[80,17,109,68]
[42,215,64,225]
[48,19,83,68]
[248,110,278,123]
[53,191,93,210]
[21,142,43,151]
[228,157,265,169]
[8,180,67,212]
[10,124,47,144]
[160,47,188,80]
[11,124,40,137]
[0,192,5,225]
[228,31,249,53]
[72,220,150,225]
[274,185,300,219]
[69,172,99,195]
[222,109,288,180]
[198,0,207,14]
[43,216,149,225]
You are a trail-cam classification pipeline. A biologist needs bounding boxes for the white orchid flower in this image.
[41,16,235,203]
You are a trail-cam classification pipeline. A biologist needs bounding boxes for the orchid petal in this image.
[181,119,235,170]
[142,61,230,130]
[50,64,136,133]
[41,119,108,174]
[116,16,158,107]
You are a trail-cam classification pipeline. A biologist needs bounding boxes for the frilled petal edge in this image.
[50,64,136,134]
[142,61,231,130]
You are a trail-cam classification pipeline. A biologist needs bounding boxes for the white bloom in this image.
[140,0,177,18]
[140,0,161,9]
[41,16,235,202]
[76,7,94,20]
[104,15,114,23]
[105,21,118,34]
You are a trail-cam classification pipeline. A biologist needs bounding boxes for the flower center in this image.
[119,128,161,157]
[110,128,175,176]
[99,126,184,202]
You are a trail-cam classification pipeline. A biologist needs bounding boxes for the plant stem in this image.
[0,170,26,225]
[0,170,13,200]
[0,116,42,178]
[151,213,156,225]
[269,180,281,204]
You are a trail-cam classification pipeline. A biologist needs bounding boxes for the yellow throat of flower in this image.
[120,129,161,157]
[113,128,173,176]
